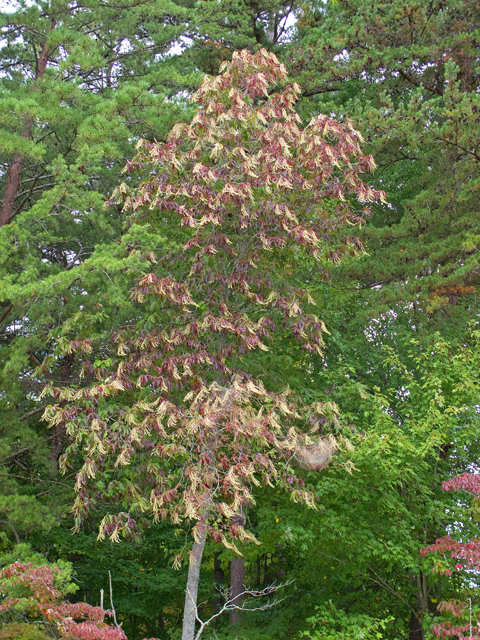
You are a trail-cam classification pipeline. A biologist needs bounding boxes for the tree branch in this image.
[18,406,46,421]
[0,520,21,544]
[301,84,344,98]
[0,304,13,326]
[190,581,293,640]
[109,570,121,628]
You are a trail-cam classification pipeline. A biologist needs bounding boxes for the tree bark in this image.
[0,32,51,227]
[229,556,245,624]
[408,570,428,640]
[409,611,424,640]
[50,421,65,461]
[182,526,208,640]
[212,552,225,620]
[229,512,246,625]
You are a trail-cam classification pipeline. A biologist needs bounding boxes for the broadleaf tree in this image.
[43,49,384,640]
[421,469,480,640]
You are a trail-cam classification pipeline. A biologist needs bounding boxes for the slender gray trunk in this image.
[182,527,208,640]
[182,390,230,640]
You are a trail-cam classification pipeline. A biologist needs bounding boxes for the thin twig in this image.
[315,550,416,615]
[366,564,416,615]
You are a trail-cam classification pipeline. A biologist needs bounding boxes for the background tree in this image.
[291,0,480,311]
[191,330,480,640]
[0,0,198,552]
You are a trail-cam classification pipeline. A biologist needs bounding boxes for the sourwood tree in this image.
[42,49,384,640]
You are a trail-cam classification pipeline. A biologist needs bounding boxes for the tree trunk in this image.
[229,512,246,625]
[0,33,51,227]
[212,552,225,620]
[0,151,26,226]
[409,611,424,640]
[182,527,208,640]
[408,570,428,640]
[229,556,245,624]
[50,421,65,461]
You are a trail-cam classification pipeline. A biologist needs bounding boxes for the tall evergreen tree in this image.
[270,3,480,639]
[291,0,480,312]
[0,0,200,549]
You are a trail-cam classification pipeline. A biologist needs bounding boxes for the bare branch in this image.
[109,570,121,628]
[191,581,294,640]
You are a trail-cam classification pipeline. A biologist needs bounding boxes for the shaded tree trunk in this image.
[229,557,245,624]
[409,570,428,640]
[212,552,225,620]
[229,513,246,625]
[0,33,51,227]
[409,611,424,640]
[50,422,65,462]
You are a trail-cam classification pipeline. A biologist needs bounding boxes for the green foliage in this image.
[0,0,195,551]
[1,0,480,638]
[46,521,189,639]
[0,622,51,640]
[301,602,394,640]
[292,0,480,310]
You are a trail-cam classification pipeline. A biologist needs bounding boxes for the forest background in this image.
[1,1,480,640]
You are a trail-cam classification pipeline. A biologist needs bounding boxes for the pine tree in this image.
[0,0,196,545]
[291,0,480,313]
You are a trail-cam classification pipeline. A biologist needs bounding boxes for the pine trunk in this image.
[0,36,50,227]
